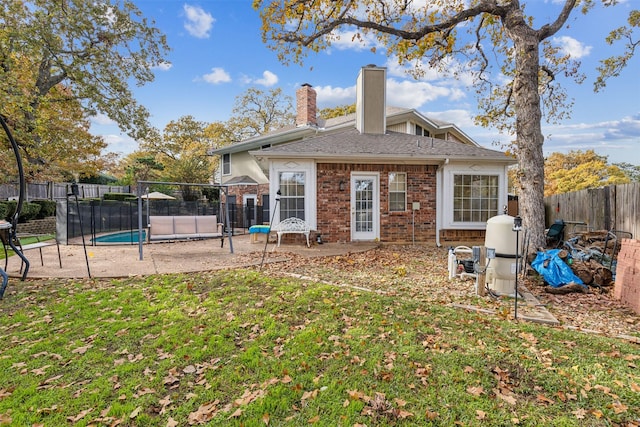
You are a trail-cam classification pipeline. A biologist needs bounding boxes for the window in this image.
[415,124,430,137]
[279,172,305,220]
[222,153,230,175]
[389,172,406,212]
[453,175,499,222]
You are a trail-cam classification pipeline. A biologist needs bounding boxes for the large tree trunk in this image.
[504,12,547,252]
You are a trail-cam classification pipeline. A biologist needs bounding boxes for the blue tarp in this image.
[531,249,585,288]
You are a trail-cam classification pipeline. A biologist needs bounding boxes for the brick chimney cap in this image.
[301,83,313,87]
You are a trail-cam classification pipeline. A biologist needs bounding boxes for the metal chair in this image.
[546,220,565,248]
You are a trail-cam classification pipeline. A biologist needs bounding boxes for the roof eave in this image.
[249,151,516,164]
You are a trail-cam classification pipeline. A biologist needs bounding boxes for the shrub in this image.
[32,200,57,218]
[103,192,137,201]
[0,202,7,221]
[3,201,41,222]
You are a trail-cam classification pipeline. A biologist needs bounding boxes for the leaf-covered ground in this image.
[261,245,640,340]
[1,244,638,426]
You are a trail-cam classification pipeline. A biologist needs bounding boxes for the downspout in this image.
[435,158,449,247]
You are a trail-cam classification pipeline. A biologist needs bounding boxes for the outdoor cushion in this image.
[174,216,197,236]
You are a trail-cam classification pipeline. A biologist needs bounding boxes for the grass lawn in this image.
[0,268,639,426]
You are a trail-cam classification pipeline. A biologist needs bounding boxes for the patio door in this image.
[351,174,379,241]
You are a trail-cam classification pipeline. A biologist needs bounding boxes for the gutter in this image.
[435,158,449,247]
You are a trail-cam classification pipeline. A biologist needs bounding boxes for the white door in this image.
[351,174,379,241]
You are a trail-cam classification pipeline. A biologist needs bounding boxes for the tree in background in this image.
[112,151,165,187]
[255,0,638,250]
[544,150,629,196]
[0,0,169,179]
[613,162,640,182]
[319,104,357,119]
[224,88,295,143]
[142,116,216,200]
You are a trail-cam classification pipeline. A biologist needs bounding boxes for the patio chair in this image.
[546,220,565,248]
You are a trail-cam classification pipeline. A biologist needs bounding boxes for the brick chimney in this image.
[296,83,317,127]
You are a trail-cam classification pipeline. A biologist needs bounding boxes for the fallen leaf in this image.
[129,406,141,419]
[66,408,93,423]
[228,408,243,419]
[308,415,320,423]
[467,386,484,396]
[476,410,486,420]
[425,410,438,420]
[536,394,554,404]
[72,345,92,354]
[396,409,413,419]
[611,402,628,414]
[572,408,587,419]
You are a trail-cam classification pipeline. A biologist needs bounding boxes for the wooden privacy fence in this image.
[0,182,131,201]
[544,182,639,239]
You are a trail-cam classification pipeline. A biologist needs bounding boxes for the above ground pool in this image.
[91,230,146,244]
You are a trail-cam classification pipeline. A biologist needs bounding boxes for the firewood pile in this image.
[530,230,622,294]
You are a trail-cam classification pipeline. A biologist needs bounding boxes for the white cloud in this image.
[91,113,115,126]
[202,67,231,84]
[313,85,357,108]
[183,4,214,39]
[329,29,381,52]
[552,36,592,59]
[540,113,640,163]
[312,76,464,111]
[154,61,172,71]
[423,109,477,129]
[243,70,279,87]
[103,133,138,155]
[386,79,453,109]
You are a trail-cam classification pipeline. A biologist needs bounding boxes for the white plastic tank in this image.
[484,214,518,295]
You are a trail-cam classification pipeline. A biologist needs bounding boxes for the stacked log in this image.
[538,230,618,293]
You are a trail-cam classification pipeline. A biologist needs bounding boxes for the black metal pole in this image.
[513,215,522,321]
[514,228,519,320]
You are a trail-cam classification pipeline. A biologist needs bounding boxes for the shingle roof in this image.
[252,128,515,163]
[223,175,258,185]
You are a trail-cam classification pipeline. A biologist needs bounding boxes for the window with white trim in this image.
[453,174,499,222]
[389,172,407,212]
[222,153,230,175]
[279,171,305,220]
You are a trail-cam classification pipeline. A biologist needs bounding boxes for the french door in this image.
[350,174,379,241]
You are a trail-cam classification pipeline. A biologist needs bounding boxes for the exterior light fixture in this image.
[339,180,345,191]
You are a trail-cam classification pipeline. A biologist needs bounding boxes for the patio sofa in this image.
[148,215,224,247]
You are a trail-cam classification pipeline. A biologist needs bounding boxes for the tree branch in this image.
[537,0,578,40]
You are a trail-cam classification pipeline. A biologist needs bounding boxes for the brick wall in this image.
[224,183,269,207]
[439,229,486,245]
[614,238,640,315]
[316,163,437,243]
[15,217,57,235]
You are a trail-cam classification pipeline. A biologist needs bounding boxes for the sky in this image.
[92,0,640,166]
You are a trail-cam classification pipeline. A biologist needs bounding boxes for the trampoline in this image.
[92,230,147,244]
